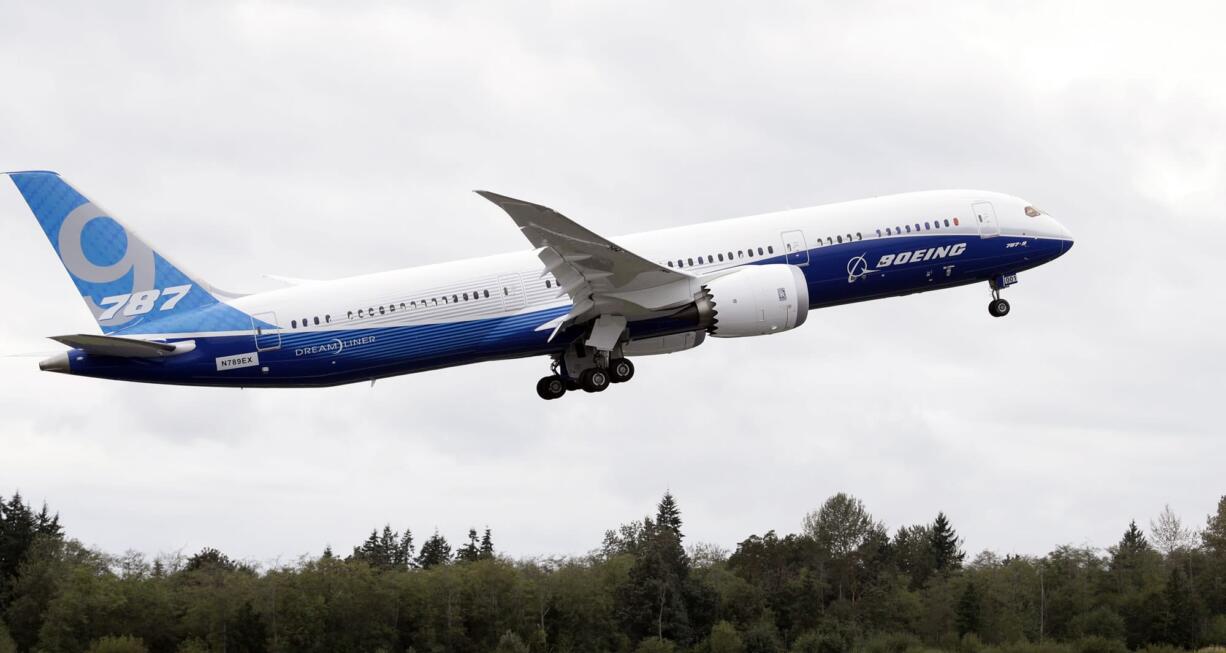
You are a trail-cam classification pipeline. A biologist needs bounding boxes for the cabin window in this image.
[347,311,353,320]
[925,222,931,230]
[667,261,674,268]
[291,319,297,328]
[503,287,508,295]
[452,294,458,303]
[484,290,490,298]
[545,280,551,288]
[856,232,862,240]
[905,225,911,233]
[687,257,694,266]
[699,256,706,264]
[945,219,951,227]
[389,304,395,312]
[914,223,920,232]
[718,253,725,261]
[400,302,406,310]
[767,246,774,254]
[463,292,469,301]
[876,229,882,237]
[737,250,744,258]
[708,253,714,262]
[314,316,320,325]
[953,217,960,226]
[325,315,331,323]
[757,247,764,255]
[885,228,891,235]
[836,235,843,244]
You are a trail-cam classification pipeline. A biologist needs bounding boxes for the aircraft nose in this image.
[1055,220,1074,254]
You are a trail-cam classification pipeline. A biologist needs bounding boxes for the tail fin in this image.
[7,171,251,335]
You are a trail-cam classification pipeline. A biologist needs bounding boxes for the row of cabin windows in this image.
[312,288,497,326]
[665,245,775,269]
[875,217,959,238]
[291,315,331,329]
[290,217,963,330]
[817,232,863,246]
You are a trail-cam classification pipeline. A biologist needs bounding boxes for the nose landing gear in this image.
[987,276,1014,318]
[988,297,1011,318]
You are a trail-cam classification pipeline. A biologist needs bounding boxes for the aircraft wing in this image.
[477,191,698,332]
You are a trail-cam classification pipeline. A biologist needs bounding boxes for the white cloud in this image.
[1,0,1224,564]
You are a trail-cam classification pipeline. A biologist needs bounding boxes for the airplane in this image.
[4,171,1073,399]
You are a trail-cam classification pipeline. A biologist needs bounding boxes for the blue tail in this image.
[7,171,253,335]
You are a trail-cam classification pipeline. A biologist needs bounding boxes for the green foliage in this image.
[85,635,149,653]
[635,636,677,653]
[0,620,15,653]
[494,629,529,653]
[930,513,965,573]
[743,622,782,653]
[3,489,1226,653]
[175,638,210,653]
[416,530,452,568]
[708,620,745,653]
[350,525,415,570]
[791,629,850,653]
[1205,615,1226,646]
[1072,636,1128,653]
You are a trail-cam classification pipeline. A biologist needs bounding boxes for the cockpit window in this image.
[1024,206,1041,217]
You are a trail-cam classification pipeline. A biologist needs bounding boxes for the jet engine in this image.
[694,265,809,337]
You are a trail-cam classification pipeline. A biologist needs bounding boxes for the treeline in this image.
[2,491,1226,653]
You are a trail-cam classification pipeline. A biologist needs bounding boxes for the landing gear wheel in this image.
[536,375,567,400]
[988,298,1011,318]
[609,358,635,383]
[580,368,611,393]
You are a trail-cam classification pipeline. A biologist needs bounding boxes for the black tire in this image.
[580,368,610,393]
[989,298,1011,318]
[609,358,635,383]
[536,375,566,400]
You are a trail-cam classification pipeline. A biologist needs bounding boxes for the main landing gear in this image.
[536,341,637,400]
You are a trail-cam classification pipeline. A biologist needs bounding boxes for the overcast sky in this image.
[1,1,1223,567]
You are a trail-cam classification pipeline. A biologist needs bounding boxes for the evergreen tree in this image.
[417,531,452,568]
[930,512,965,572]
[1117,520,1149,556]
[457,528,482,563]
[226,601,269,653]
[480,527,495,559]
[618,494,693,645]
[956,579,982,636]
[0,492,62,606]
[1160,566,1204,648]
[657,492,683,539]
[1204,495,1226,555]
[349,525,414,570]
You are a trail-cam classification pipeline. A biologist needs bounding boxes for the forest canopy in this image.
[1,490,1225,653]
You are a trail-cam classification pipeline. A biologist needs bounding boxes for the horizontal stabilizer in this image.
[49,334,193,358]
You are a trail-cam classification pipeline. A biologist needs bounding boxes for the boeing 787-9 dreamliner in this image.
[5,171,1073,399]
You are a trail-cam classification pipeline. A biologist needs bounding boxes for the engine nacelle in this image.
[700,265,809,337]
[622,331,706,356]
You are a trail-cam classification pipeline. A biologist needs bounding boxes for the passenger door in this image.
[499,274,526,312]
[973,202,1000,238]
[252,312,281,351]
[781,230,809,266]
